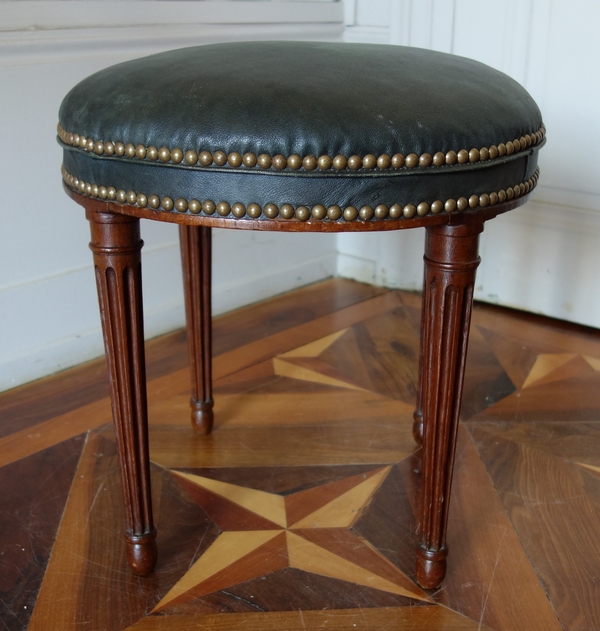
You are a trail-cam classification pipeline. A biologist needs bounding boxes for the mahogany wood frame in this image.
[74,187,527,589]
[179,225,214,435]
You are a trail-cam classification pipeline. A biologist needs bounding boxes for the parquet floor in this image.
[1,278,600,630]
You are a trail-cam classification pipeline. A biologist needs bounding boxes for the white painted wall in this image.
[341,0,600,328]
[0,2,343,391]
[2,0,598,392]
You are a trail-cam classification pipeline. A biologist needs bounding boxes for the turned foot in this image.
[191,398,214,435]
[416,546,448,589]
[125,531,158,576]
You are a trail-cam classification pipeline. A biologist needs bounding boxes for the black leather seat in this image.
[59,41,543,228]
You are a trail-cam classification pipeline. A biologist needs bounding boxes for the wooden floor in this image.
[2,278,600,631]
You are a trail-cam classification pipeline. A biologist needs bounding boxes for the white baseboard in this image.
[475,199,600,328]
[213,251,337,316]
[336,201,600,329]
[336,252,376,284]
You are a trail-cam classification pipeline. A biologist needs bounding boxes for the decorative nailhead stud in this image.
[61,165,540,224]
[57,123,545,175]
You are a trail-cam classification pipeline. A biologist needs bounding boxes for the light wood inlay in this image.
[286,531,422,599]
[584,355,600,371]
[578,462,600,475]
[294,528,426,600]
[523,353,578,388]
[273,357,364,391]
[172,471,287,528]
[285,468,389,528]
[153,530,285,611]
[279,328,348,358]
[289,466,390,528]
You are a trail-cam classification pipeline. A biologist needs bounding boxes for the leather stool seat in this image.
[59,42,543,229]
[58,41,545,591]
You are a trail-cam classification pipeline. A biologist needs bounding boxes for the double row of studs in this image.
[62,165,539,222]
[58,123,545,173]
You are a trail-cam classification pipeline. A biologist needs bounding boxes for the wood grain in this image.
[460,324,516,420]
[0,291,404,468]
[4,279,600,630]
[147,422,415,469]
[471,302,600,359]
[466,419,600,467]
[471,424,600,630]
[0,328,187,439]
[476,325,563,389]
[0,397,112,468]
[28,431,222,630]
[180,224,214,433]
[0,436,84,631]
[433,425,563,631]
[27,432,105,631]
[467,372,600,424]
[319,308,420,404]
[124,605,492,630]
[213,279,387,357]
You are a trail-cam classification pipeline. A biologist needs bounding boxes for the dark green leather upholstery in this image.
[58,41,544,225]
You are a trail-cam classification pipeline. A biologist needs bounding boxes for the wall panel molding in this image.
[339,0,600,328]
[0,23,344,66]
[0,1,342,32]
[0,3,343,391]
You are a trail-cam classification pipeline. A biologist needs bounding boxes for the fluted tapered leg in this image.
[179,225,214,434]
[412,270,426,446]
[416,222,483,589]
[87,208,156,576]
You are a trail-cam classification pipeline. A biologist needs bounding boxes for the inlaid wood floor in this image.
[1,279,600,630]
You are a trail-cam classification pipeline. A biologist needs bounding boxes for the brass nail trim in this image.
[57,123,546,173]
[61,164,540,222]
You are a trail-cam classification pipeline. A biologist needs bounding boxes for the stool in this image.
[57,41,544,590]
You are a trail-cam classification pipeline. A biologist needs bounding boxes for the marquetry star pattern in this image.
[153,465,426,611]
[272,328,367,391]
[522,352,600,388]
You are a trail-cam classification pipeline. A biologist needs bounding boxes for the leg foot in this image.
[191,398,214,435]
[125,530,158,576]
[416,546,448,589]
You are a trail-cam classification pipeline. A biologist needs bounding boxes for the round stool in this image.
[58,41,544,589]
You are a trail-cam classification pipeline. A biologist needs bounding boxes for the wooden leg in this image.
[412,270,426,446]
[87,208,157,576]
[416,222,483,589]
[180,225,214,435]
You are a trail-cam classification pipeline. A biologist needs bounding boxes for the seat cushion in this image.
[59,41,544,228]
